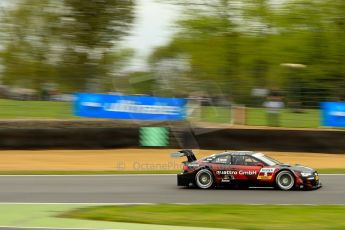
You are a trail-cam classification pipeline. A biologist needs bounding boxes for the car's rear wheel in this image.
[195,169,214,189]
[276,171,295,190]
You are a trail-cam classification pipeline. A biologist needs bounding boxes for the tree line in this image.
[149,0,345,107]
[0,0,343,107]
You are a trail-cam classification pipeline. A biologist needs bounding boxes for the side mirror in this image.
[256,162,264,167]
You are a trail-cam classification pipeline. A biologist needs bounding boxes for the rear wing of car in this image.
[171,149,197,162]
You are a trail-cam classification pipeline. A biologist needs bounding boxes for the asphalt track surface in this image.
[0,175,344,204]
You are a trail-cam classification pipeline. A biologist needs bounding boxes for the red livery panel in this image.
[171,150,322,190]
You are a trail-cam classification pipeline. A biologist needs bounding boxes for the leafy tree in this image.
[151,0,345,106]
[0,0,61,90]
[57,0,135,91]
[0,0,135,92]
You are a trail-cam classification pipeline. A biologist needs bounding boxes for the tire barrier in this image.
[0,128,139,149]
[0,123,343,153]
[170,128,345,154]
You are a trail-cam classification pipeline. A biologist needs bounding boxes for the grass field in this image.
[61,204,345,230]
[0,99,324,128]
[246,107,320,128]
[0,204,196,230]
[201,106,320,128]
[0,99,74,119]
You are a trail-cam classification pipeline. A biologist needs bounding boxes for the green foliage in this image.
[0,0,135,92]
[126,71,156,95]
[151,0,345,106]
[0,0,61,89]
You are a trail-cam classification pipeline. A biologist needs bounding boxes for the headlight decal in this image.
[301,172,313,177]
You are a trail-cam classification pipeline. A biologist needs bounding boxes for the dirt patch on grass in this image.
[0,149,344,172]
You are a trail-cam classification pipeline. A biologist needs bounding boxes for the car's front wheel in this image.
[195,169,214,189]
[276,171,295,190]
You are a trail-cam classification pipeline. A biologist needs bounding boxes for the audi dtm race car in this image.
[171,150,322,190]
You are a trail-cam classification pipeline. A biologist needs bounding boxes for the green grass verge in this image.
[316,168,345,174]
[200,106,232,123]
[60,204,345,230]
[246,108,320,128]
[0,99,74,119]
[0,168,344,175]
[200,106,321,128]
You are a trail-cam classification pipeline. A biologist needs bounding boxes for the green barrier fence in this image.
[140,127,169,147]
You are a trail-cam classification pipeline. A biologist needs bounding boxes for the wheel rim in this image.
[280,175,292,186]
[277,172,294,190]
[199,173,211,185]
[196,170,213,189]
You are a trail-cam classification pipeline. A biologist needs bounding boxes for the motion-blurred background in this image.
[0,0,343,129]
[0,2,344,229]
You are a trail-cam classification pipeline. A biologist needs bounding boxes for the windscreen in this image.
[253,153,281,166]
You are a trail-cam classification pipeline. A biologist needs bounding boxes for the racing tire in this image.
[276,171,295,191]
[195,169,214,189]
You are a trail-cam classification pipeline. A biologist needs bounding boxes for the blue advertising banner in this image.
[74,93,187,120]
[321,102,345,127]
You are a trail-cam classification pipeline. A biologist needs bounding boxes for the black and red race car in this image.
[171,150,322,190]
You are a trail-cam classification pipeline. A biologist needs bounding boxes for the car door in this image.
[231,155,262,182]
[211,154,234,183]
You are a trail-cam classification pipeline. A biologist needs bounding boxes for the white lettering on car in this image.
[259,168,275,173]
[239,170,257,175]
[216,170,257,175]
[216,170,238,175]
